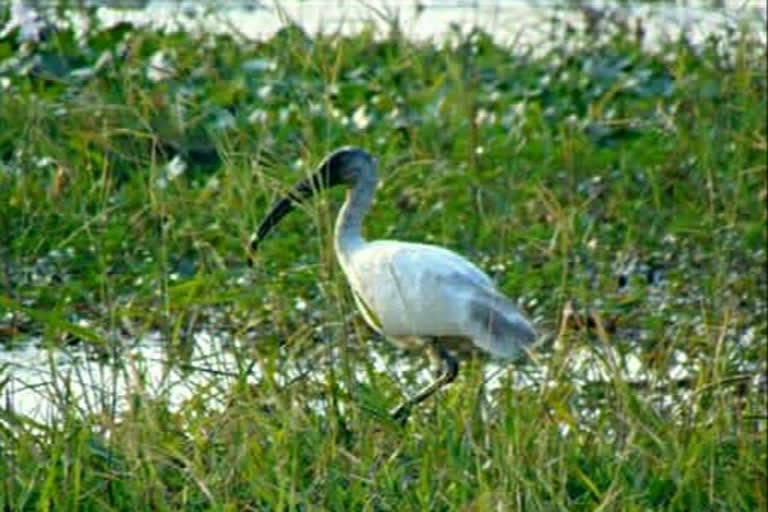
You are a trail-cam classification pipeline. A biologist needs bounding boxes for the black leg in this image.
[390,340,460,424]
[437,346,459,384]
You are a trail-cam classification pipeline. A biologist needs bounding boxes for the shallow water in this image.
[5,0,767,49]
[2,320,761,423]
[104,0,767,55]
[0,330,246,421]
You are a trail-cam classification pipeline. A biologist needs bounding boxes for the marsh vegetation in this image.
[0,2,766,510]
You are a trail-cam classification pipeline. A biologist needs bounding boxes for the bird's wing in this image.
[362,240,495,290]
[345,240,535,355]
[343,240,497,335]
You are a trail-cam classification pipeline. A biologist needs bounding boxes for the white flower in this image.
[351,105,371,130]
[165,155,187,180]
[147,50,175,82]
[248,108,268,124]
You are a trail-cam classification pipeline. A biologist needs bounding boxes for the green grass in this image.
[0,4,766,511]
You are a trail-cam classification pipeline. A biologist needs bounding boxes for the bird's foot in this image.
[389,402,412,425]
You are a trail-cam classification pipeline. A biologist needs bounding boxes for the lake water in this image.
[6,0,767,49]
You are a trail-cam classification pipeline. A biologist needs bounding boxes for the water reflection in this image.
[1,331,247,421]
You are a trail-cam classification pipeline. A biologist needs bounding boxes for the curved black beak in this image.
[248,176,324,255]
[247,147,366,264]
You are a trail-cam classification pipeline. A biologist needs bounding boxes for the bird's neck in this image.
[334,175,376,257]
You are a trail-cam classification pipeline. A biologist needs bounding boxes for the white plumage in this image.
[251,147,536,421]
[337,240,534,358]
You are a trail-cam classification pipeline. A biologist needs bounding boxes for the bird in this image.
[249,147,537,422]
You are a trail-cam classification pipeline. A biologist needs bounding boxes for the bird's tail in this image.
[468,295,538,360]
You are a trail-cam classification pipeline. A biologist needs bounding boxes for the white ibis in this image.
[250,147,537,422]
